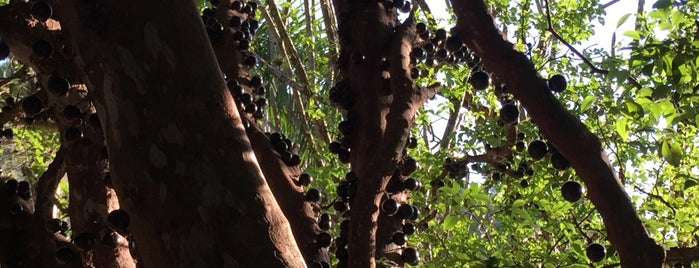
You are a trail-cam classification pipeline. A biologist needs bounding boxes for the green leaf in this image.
[512,199,525,208]
[616,117,629,141]
[616,13,632,28]
[661,139,683,166]
[580,95,595,112]
[623,30,641,40]
[443,215,459,229]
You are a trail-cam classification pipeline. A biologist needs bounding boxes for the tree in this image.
[0,0,698,267]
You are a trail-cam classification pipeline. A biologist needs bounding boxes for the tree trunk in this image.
[450,0,666,266]
[50,0,305,267]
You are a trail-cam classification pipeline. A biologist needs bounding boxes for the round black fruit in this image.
[561,181,583,202]
[32,40,53,59]
[527,140,548,160]
[21,95,43,116]
[397,203,414,219]
[56,247,75,264]
[63,105,83,120]
[402,222,416,235]
[107,209,130,234]
[315,232,332,248]
[305,188,321,203]
[48,75,71,95]
[63,127,83,141]
[585,243,606,262]
[401,247,420,265]
[445,35,462,52]
[45,218,63,233]
[392,232,407,246]
[499,103,519,124]
[17,180,31,199]
[318,213,331,230]
[548,74,567,93]
[469,71,489,90]
[5,178,18,194]
[403,178,421,191]
[381,198,400,216]
[333,200,347,212]
[73,232,96,250]
[30,1,53,21]
[298,173,312,186]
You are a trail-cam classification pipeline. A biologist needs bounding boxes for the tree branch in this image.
[450,0,665,266]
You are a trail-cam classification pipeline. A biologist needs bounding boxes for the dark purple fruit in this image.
[335,246,348,261]
[499,103,519,124]
[9,202,23,215]
[32,40,53,59]
[298,173,312,186]
[244,55,257,66]
[338,149,350,164]
[329,141,342,154]
[0,42,9,60]
[17,180,31,199]
[48,75,70,95]
[30,1,53,21]
[435,28,447,41]
[63,127,82,141]
[561,181,583,202]
[403,178,421,191]
[45,218,63,233]
[305,188,321,203]
[381,198,400,216]
[315,232,332,248]
[250,75,263,88]
[56,247,76,264]
[515,141,525,152]
[586,243,606,262]
[318,213,331,230]
[333,200,347,212]
[73,232,96,250]
[107,209,130,235]
[445,35,462,52]
[397,203,414,219]
[230,0,243,10]
[402,222,416,235]
[5,178,18,194]
[244,102,257,114]
[411,47,425,59]
[401,247,420,265]
[551,152,570,170]
[416,22,427,34]
[527,140,548,160]
[548,74,567,93]
[392,232,407,246]
[469,71,489,90]
[21,95,43,116]
[63,105,83,120]
[401,157,418,175]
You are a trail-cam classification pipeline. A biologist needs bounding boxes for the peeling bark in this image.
[450,0,665,266]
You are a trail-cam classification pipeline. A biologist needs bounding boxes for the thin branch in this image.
[544,0,609,75]
[264,0,331,144]
[633,185,677,216]
[602,0,622,9]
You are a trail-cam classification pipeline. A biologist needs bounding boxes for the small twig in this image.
[544,0,609,75]
[633,185,677,215]
[602,0,621,8]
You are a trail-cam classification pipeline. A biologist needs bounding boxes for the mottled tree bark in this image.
[48,0,305,267]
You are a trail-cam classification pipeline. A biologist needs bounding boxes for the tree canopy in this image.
[0,0,698,267]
